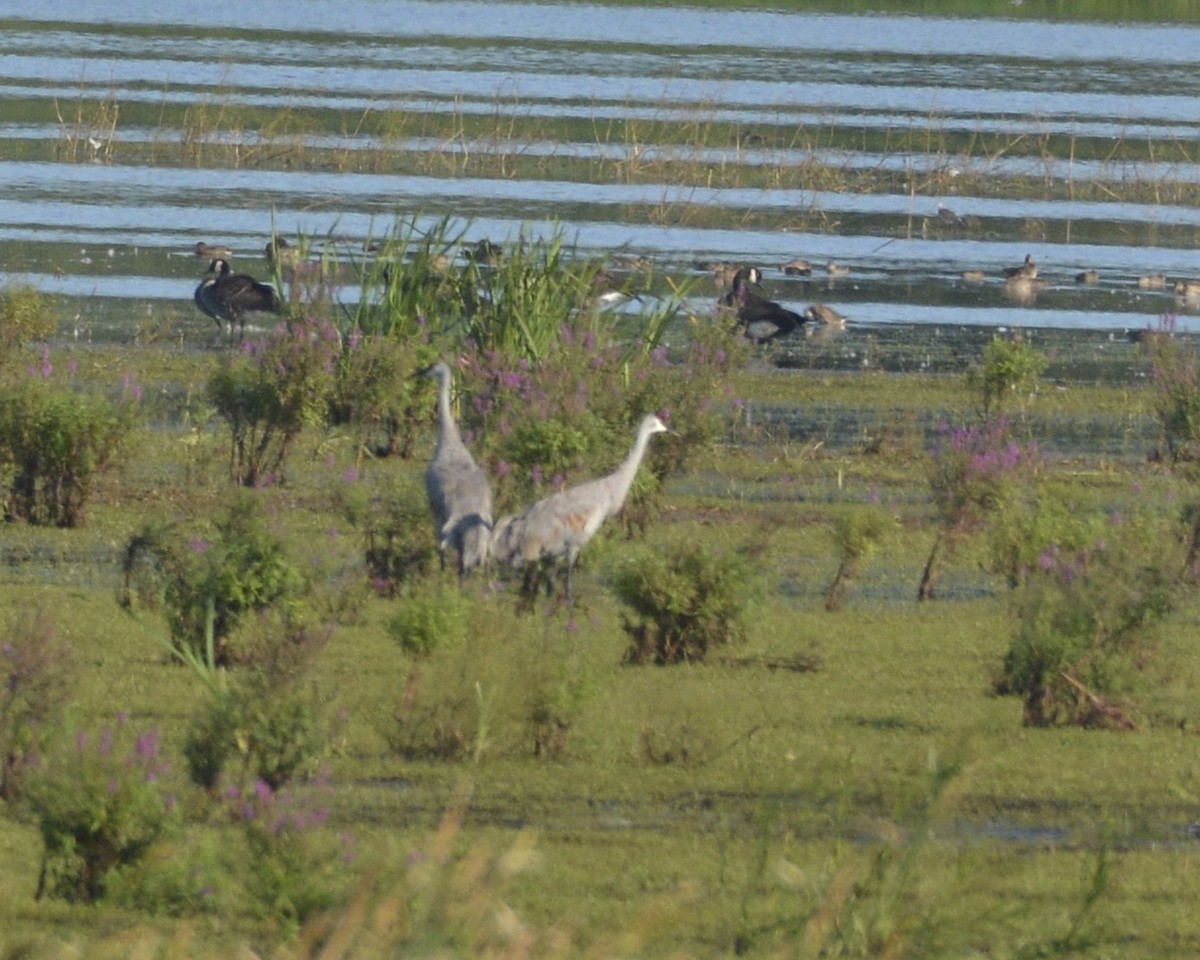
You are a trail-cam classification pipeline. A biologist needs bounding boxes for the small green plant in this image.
[968,333,1047,414]
[825,504,897,611]
[336,471,439,596]
[23,717,178,903]
[615,543,755,665]
[182,610,335,792]
[207,317,340,486]
[1143,318,1200,465]
[995,510,1178,728]
[0,606,69,802]
[387,579,470,658]
[919,416,1039,600]
[0,371,138,526]
[331,332,437,458]
[0,285,57,363]
[119,496,309,666]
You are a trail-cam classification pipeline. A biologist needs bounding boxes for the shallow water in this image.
[2,3,1200,344]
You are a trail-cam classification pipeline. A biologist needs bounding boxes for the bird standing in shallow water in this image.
[491,414,668,605]
[423,361,494,577]
[803,303,847,329]
[721,267,806,344]
[1004,254,1038,279]
[193,258,281,340]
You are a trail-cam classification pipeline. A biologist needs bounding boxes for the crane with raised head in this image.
[423,361,493,576]
[491,413,669,604]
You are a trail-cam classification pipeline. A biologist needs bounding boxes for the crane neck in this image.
[435,370,465,450]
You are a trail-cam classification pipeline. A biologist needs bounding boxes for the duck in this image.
[781,257,812,276]
[1175,279,1200,298]
[461,238,505,266]
[194,241,233,261]
[935,203,968,228]
[825,260,850,278]
[697,260,749,288]
[1001,274,1046,305]
[1137,274,1167,290]
[194,258,282,339]
[960,270,986,284]
[1075,270,1100,285]
[1003,254,1038,280]
[803,303,848,329]
[265,236,301,269]
[721,267,806,344]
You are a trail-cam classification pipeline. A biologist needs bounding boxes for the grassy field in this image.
[0,324,1199,958]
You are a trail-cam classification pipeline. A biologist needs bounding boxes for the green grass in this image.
[1,339,1200,956]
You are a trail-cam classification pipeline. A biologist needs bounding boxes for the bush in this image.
[387,580,470,658]
[0,285,57,363]
[1144,324,1200,464]
[995,510,1179,728]
[335,471,439,596]
[0,375,137,526]
[920,416,1040,600]
[207,317,340,486]
[184,620,335,792]
[825,505,897,611]
[331,332,437,458]
[22,717,178,903]
[968,333,1047,415]
[0,606,69,801]
[614,543,755,665]
[120,496,309,666]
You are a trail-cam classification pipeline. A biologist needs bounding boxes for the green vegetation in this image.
[0,281,1198,954]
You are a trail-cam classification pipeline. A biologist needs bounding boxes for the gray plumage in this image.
[491,414,668,603]
[424,361,493,575]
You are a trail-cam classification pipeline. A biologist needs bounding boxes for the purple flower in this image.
[135,730,160,760]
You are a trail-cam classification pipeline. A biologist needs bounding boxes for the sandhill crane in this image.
[721,267,806,344]
[193,258,281,339]
[423,361,494,576]
[491,413,668,604]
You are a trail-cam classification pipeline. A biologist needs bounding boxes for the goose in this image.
[721,267,806,344]
[194,258,281,339]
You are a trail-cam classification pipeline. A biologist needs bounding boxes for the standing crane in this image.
[423,361,494,576]
[491,413,669,604]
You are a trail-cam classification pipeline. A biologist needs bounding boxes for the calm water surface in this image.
[2,2,1200,346]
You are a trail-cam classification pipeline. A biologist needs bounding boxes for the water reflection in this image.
[2,4,1200,339]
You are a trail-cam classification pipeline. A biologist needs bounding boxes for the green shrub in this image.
[968,333,1047,415]
[207,316,340,486]
[0,606,70,802]
[183,621,335,792]
[120,497,309,666]
[331,332,437,458]
[22,717,179,903]
[614,543,755,665]
[387,580,470,658]
[0,285,57,362]
[996,509,1179,728]
[0,375,137,526]
[336,470,439,596]
[825,505,897,611]
[1144,327,1200,464]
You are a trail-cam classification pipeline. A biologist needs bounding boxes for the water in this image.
[3,2,1200,344]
